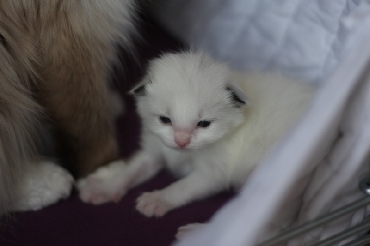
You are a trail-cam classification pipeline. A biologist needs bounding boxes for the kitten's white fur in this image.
[78,52,315,219]
[176,223,206,239]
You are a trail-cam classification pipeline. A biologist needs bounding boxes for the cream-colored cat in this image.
[0,0,135,217]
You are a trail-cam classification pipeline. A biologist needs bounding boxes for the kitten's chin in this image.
[163,142,197,151]
[169,143,207,152]
[168,145,192,151]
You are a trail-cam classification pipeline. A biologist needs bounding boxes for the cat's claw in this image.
[136,191,171,217]
[77,160,127,205]
[176,223,205,239]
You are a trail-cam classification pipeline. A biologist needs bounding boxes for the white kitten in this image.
[78,52,315,220]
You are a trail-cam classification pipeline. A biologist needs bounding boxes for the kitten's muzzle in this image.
[174,131,191,148]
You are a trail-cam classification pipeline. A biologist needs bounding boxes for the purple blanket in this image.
[0,15,234,246]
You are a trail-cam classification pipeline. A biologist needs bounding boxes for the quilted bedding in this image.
[151,1,370,245]
[152,0,370,84]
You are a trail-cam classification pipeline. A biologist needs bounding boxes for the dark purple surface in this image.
[0,15,234,246]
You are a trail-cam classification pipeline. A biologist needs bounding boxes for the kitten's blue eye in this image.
[159,116,171,124]
[197,121,211,128]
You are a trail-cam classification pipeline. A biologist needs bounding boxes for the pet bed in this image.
[149,1,370,245]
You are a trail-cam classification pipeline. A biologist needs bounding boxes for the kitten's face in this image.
[132,52,247,150]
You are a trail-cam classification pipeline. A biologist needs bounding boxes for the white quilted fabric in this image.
[152,0,368,84]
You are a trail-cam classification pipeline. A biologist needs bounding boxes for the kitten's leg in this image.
[77,150,163,204]
[12,160,74,212]
[136,170,224,217]
[176,223,207,239]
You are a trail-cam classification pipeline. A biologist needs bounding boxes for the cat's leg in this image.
[0,30,46,216]
[32,0,136,178]
[37,54,118,178]
[77,150,164,204]
[12,160,74,212]
[36,20,120,178]
[136,170,224,217]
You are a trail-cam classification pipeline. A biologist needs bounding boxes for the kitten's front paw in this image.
[176,223,205,239]
[77,160,128,205]
[136,191,172,217]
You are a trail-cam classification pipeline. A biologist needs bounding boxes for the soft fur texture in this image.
[0,0,135,217]
[78,52,315,218]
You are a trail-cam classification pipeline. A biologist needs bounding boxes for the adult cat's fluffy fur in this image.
[78,52,315,218]
[0,0,135,217]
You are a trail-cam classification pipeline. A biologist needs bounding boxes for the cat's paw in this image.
[13,161,74,212]
[176,223,205,239]
[77,160,128,205]
[136,191,172,217]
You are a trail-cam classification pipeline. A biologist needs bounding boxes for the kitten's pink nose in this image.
[174,131,191,148]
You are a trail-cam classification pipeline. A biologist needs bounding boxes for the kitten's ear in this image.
[129,83,146,96]
[129,76,150,96]
[226,81,248,107]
